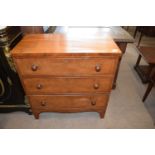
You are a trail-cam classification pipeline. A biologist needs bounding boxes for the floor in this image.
[0,27,155,129]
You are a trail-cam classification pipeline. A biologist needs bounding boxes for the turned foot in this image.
[112,83,116,89]
[98,111,105,119]
[34,112,40,119]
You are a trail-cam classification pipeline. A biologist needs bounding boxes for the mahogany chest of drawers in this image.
[11,34,121,119]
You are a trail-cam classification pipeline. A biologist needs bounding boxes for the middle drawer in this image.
[23,77,113,95]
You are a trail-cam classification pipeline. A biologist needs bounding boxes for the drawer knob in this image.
[91,100,96,106]
[94,83,99,89]
[31,64,38,71]
[41,101,46,106]
[36,84,42,89]
[95,64,101,72]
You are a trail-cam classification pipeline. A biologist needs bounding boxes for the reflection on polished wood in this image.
[12,34,121,57]
[55,26,134,43]
[0,79,5,96]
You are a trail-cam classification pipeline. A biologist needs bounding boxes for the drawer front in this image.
[15,58,116,76]
[23,77,113,94]
[28,94,109,110]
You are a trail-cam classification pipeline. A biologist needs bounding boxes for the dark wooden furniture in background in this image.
[134,46,155,84]
[0,26,30,113]
[143,70,155,102]
[20,26,44,34]
[20,26,57,34]
[55,26,134,88]
[11,34,121,119]
[110,27,134,88]
[134,26,155,46]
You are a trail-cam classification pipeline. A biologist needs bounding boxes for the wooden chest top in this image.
[11,34,121,58]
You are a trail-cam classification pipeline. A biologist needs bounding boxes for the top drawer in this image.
[14,57,117,76]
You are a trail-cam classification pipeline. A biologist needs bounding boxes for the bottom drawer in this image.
[28,94,109,110]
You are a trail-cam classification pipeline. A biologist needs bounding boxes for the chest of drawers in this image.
[11,34,121,119]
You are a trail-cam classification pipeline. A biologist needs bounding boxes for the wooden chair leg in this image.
[135,55,141,68]
[142,82,154,102]
[138,33,143,47]
[134,27,138,38]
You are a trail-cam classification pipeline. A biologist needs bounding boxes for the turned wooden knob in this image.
[41,101,46,106]
[91,100,96,106]
[95,64,101,72]
[36,84,42,89]
[31,64,38,71]
[93,83,99,89]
